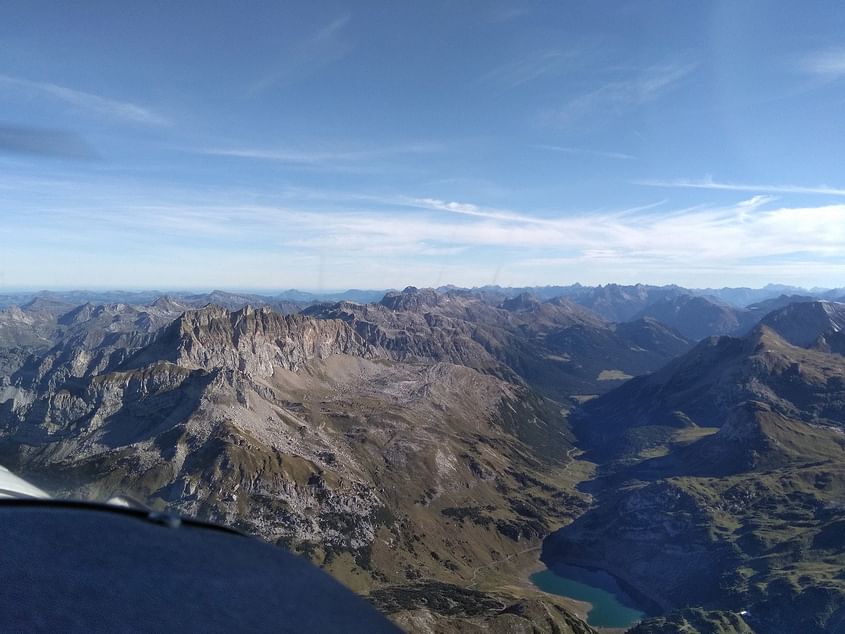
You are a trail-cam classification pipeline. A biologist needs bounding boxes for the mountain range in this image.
[1,285,844,632]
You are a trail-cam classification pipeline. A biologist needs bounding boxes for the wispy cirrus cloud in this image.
[204,194,838,275]
[480,49,575,89]
[533,144,635,160]
[5,171,845,288]
[0,74,168,126]
[399,196,666,224]
[249,15,352,94]
[200,141,441,166]
[545,61,696,127]
[400,197,552,224]
[488,4,531,22]
[799,47,845,79]
[636,177,845,197]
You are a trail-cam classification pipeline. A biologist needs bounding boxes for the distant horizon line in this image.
[0,281,841,295]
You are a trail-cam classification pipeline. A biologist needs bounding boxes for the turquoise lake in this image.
[531,564,648,628]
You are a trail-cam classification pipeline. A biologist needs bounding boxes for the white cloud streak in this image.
[800,48,845,78]
[199,142,442,166]
[400,197,554,224]
[249,15,352,94]
[636,177,845,197]
[480,49,575,88]
[533,144,635,160]
[0,74,168,126]
[546,62,696,126]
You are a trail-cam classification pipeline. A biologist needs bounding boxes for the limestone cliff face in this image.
[137,305,380,377]
[305,299,502,370]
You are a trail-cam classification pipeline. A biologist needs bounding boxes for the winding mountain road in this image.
[467,545,541,589]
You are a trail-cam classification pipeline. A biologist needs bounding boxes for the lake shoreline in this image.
[517,553,594,623]
[527,551,681,630]
[540,554,673,615]
[531,565,646,629]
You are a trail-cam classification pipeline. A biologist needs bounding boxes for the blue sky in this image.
[2,1,845,291]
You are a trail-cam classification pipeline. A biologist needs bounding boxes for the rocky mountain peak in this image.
[57,302,97,326]
[758,300,845,348]
[501,292,539,312]
[151,296,186,311]
[135,304,379,377]
[379,286,440,311]
[632,294,754,341]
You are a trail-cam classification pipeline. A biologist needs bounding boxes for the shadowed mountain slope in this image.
[632,294,758,341]
[545,302,845,633]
